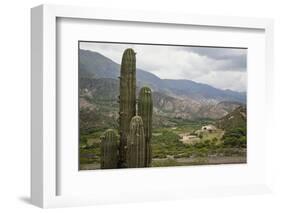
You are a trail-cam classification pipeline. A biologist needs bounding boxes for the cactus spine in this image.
[118,48,136,168]
[100,129,118,169]
[127,116,145,168]
[138,87,153,167]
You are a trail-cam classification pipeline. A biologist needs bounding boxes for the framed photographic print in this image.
[31,4,274,208]
[78,41,248,170]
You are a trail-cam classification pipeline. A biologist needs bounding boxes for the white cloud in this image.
[194,70,247,92]
[79,42,247,92]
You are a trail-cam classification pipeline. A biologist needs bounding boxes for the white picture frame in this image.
[31,4,274,208]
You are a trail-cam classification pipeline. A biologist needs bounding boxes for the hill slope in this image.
[216,106,247,131]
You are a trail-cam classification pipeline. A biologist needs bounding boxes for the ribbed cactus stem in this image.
[138,87,153,167]
[127,116,145,168]
[118,48,136,168]
[100,129,118,169]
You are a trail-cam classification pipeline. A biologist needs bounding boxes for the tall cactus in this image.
[127,116,145,168]
[138,87,153,167]
[100,129,118,169]
[99,48,154,169]
[118,48,136,168]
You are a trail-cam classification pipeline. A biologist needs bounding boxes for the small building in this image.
[201,125,217,133]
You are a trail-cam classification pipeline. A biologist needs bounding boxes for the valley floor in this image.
[79,118,247,170]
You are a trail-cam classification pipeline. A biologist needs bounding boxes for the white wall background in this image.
[0,0,280,212]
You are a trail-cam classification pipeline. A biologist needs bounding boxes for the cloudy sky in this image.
[80,42,247,92]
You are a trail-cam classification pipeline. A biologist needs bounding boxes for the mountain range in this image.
[79,49,246,103]
[79,49,246,131]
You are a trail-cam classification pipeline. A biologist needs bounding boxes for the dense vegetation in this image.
[223,127,246,148]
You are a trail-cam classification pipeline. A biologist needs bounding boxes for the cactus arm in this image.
[100,129,118,169]
[127,116,145,168]
[138,87,153,167]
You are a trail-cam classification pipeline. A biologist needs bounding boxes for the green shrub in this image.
[223,126,246,148]
[212,137,218,142]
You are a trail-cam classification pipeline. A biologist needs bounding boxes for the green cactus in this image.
[138,87,153,167]
[98,49,154,169]
[126,116,146,168]
[118,48,136,168]
[100,129,118,169]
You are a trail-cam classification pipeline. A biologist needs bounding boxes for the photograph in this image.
[78,41,247,170]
